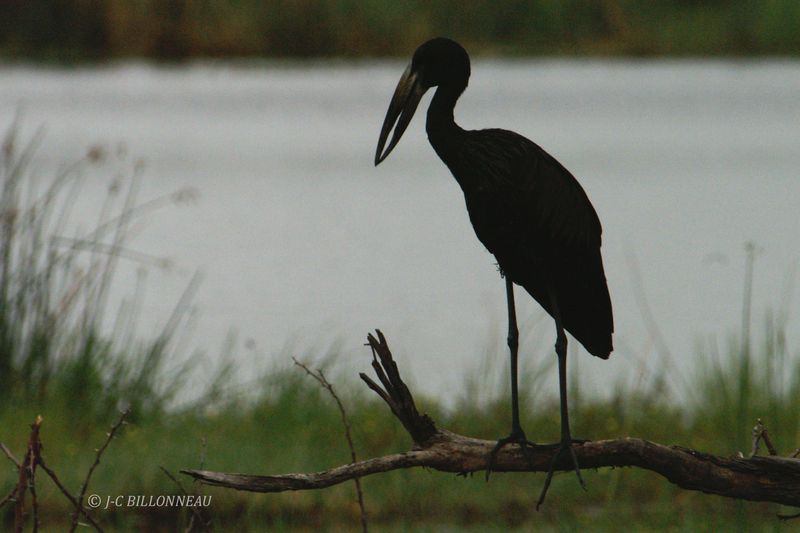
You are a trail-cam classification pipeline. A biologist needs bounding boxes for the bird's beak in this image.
[375,64,426,165]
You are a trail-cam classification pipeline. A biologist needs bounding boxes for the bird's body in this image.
[428,122,613,358]
[375,37,613,506]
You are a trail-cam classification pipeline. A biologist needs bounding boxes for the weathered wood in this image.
[181,331,800,509]
[182,433,800,507]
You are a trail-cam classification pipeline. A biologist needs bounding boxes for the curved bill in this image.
[374,64,426,165]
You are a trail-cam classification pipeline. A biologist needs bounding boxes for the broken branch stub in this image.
[359,330,436,445]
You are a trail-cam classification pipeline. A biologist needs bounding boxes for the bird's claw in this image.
[485,429,536,481]
[536,438,586,510]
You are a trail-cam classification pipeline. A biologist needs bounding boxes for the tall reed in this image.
[0,120,200,421]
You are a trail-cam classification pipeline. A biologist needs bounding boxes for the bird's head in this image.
[375,38,470,165]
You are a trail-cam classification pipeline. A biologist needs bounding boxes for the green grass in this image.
[0,120,207,422]
[4,343,798,531]
[1,122,799,531]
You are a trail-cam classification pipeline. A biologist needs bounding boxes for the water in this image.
[1,60,798,402]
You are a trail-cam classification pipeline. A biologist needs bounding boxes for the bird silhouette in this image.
[374,37,613,507]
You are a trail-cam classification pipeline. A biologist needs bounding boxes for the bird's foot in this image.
[485,428,536,481]
[536,437,587,510]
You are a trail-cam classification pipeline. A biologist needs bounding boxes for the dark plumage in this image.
[431,127,613,358]
[375,37,613,505]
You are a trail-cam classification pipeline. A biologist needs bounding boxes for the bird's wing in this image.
[456,128,613,357]
[459,128,602,255]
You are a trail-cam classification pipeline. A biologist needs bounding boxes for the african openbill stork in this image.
[374,38,614,506]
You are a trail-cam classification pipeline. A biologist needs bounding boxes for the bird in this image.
[374,37,613,507]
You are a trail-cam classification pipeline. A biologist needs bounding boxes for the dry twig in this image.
[3,415,106,532]
[751,418,778,457]
[0,487,16,509]
[159,465,211,533]
[68,408,130,533]
[37,458,104,532]
[293,356,368,533]
[0,445,20,510]
[1,442,21,468]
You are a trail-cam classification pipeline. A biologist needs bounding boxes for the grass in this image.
[0,119,208,422]
[5,343,797,531]
[1,121,799,531]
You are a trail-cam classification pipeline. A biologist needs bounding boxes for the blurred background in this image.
[1,1,799,531]
[2,0,800,59]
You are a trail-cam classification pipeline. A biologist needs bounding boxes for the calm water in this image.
[1,60,798,401]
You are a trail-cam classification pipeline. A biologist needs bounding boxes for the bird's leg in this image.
[536,283,586,509]
[486,276,536,480]
[506,275,523,436]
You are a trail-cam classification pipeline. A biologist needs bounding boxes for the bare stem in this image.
[293,356,368,533]
[0,442,21,468]
[0,487,16,509]
[751,419,779,457]
[14,415,43,533]
[69,408,130,533]
[37,458,104,532]
[159,465,210,532]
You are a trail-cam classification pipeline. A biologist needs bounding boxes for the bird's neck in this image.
[426,83,465,151]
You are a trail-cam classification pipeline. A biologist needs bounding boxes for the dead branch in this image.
[29,461,39,533]
[14,415,42,533]
[182,331,800,510]
[2,415,114,532]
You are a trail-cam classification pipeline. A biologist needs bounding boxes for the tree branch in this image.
[182,331,800,509]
